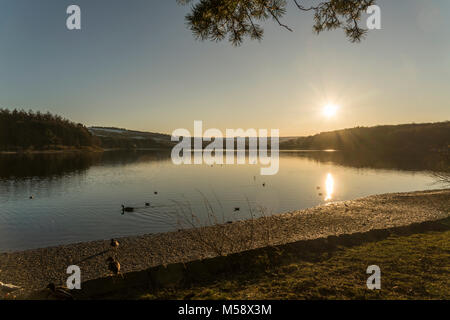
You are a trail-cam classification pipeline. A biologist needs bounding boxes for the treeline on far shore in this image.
[280,122,450,156]
[0,109,173,152]
[1,108,449,164]
[0,109,100,152]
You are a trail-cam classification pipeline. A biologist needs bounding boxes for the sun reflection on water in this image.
[325,173,334,201]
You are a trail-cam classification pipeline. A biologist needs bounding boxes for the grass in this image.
[131,230,450,300]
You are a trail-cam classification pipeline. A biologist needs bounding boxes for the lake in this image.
[0,150,439,252]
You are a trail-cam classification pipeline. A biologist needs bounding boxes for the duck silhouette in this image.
[106,257,121,277]
[110,239,119,249]
[121,205,134,213]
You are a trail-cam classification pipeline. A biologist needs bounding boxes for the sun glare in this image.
[323,104,338,118]
[325,173,334,201]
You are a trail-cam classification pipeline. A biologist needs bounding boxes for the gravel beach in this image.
[0,189,449,292]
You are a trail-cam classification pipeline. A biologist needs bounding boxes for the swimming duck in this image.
[121,205,134,212]
[46,283,73,300]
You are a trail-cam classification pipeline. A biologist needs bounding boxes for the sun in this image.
[323,104,339,118]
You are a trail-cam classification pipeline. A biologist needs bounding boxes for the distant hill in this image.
[280,122,450,155]
[89,127,175,149]
[90,122,450,156]
[2,108,448,157]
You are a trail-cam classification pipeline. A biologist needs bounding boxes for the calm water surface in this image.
[0,150,438,251]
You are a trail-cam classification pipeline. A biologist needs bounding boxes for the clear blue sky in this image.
[0,0,449,136]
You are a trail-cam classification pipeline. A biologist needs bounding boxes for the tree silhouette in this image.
[279,122,450,155]
[0,109,99,151]
[178,0,376,46]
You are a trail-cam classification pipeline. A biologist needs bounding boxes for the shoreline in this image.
[0,147,175,155]
[0,189,449,293]
[0,146,104,155]
[0,148,331,155]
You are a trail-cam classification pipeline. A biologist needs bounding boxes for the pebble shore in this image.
[0,189,448,292]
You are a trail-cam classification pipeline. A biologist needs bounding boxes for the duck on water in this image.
[121,205,134,213]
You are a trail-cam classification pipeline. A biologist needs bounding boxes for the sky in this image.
[0,0,449,136]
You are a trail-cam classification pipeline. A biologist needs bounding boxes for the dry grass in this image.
[137,228,450,300]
